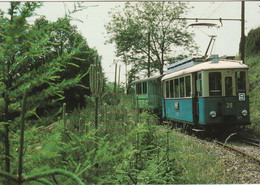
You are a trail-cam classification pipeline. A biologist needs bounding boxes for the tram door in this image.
[193,72,202,123]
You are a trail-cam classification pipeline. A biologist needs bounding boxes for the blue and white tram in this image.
[161,55,250,130]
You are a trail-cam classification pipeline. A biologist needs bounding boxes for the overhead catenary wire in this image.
[176,17,241,22]
[208,3,225,18]
[199,2,214,18]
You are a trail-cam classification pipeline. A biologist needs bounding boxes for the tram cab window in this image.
[174,79,179,98]
[166,81,169,98]
[236,71,246,94]
[209,72,222,96]
[225,77,233,96]
[185,76,191,97]
[180,77,185,97]
[170,80,174,98]
[143,82,147,94]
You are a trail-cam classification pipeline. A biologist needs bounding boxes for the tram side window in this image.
[170,80,174,98]
[174,79,179,98]
[236,71,246,94]
[180,77,185,97]
[152,80,157,94]
[197,73,202,97]
[166,81,169,98]
[136,83,142,95]
[143,82,147,94]
[209,72,222,96]
[185,76,191,97]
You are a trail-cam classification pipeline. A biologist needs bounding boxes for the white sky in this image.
[0,1,260,83]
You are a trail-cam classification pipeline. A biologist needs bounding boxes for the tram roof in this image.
[132,75,163,84]
[162,60,248,81]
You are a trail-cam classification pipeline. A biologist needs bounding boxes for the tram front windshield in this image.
[208,71,247,97]
[236,71,246,94]
[209,72,222,96]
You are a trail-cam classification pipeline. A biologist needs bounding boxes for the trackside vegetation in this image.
[1,89,259,184]
[0,1,259,184]
[245,27,260,136]
[246,54,260,135]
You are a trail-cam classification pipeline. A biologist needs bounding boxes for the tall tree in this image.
[0,3,101,183]
[0,4,100,124]
[32,17,99,114]
[105,2,198,78]
[244,27,260,57]
[0,2,43,175]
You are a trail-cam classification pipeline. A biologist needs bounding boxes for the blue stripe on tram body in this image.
[163,98,193,123]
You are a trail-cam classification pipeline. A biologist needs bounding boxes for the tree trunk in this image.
[18,91,27,184]
[3,4,15,179]
[4,60,12,174]
[4,123,10,173]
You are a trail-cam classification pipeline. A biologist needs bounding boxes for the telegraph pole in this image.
[113,59,118,119]
[118,65,121,86]
[113,59,117,97]
[148,31,151,77]
[240,1,245,62]
[113,60,118,120]
[125,61,128,94]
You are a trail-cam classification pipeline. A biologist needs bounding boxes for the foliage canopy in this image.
[0,2,99,124]
[105,2,198,79]
[245,27,260,57]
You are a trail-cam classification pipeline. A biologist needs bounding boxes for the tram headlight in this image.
[209,111,217,118]
[242,110,248,117]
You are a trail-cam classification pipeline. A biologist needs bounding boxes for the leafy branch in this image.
[0,169,85,185]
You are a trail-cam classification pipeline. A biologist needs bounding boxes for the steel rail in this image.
[215,141,260,165]
[237,136,260,147]
[239,138,260,147]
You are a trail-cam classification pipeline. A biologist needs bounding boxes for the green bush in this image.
[246,55,260,135]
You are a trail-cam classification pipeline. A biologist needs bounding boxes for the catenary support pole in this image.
[240,1,245,62]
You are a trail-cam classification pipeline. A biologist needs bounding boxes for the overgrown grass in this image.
[246,55,260,135]
[169,131,240,184]
[1,90,259,184]
[0,94,179,184]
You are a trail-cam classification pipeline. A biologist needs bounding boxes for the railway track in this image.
[163,120,260,165]
[235,136,260,147]
[215,140,260,165]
